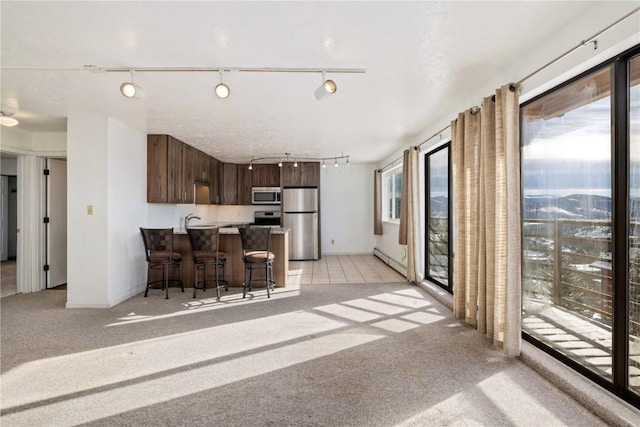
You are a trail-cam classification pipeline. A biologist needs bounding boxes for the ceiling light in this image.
[120,70,140,98]
[334,157,339,167]
[314,71,337,101]
[322,159,326,168]
[0,111,18,127]
[248,163,253,170]
[278,159,283,168]
[294,159,298,168]
[215,70,230,99]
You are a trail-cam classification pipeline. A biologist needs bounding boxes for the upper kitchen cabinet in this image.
[209,157,221,204]
[147,135,169,203]
[194,149,210,183]
[219,162,238,205]
[147,134,194,204]
[167,136,194,203]
[237,164,253,205]
[281,161,320,187]
[252,164,280,187]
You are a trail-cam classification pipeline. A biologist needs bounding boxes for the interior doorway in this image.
[1,154,18,297]
[45,158,67,288]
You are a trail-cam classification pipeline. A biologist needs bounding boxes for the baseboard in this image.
[373,248,407,277]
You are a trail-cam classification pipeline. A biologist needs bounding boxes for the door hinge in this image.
[43,217,50,224]
[43,169,50,176]
[43,264,50,271]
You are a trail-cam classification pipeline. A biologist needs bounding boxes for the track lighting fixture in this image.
[249,153,350,167]
[314,71,337,101]
[248,163,253,170]
[0,111,18,127]
[215,70,230,99]
[120,70,143,98]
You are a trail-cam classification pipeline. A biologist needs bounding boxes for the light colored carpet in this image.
[0,282,617,426]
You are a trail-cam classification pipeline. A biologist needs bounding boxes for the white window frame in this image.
[383,164,402,223]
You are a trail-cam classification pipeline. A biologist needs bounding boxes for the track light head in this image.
[215,70,230,99]
[314,71,337,101]
[120,82,136,98]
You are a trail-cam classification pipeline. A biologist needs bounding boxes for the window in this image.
[425,143,452,291]
[521,45,640,407]
[383,165,402,221]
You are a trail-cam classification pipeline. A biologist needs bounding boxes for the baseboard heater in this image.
[373,248,407,277]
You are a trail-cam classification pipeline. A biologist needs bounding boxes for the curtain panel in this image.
[398,147,421,282]
[374,169,383,235]
[451,84,521,356]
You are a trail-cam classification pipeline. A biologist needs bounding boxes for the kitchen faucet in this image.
[185,213,201,229]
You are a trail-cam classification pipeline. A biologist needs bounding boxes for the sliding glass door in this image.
[425,144,451,291]
[522,46,640,406]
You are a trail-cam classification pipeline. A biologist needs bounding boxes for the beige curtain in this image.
[374,169,383,235]
[398,147,420,282]
[452,84,521,356]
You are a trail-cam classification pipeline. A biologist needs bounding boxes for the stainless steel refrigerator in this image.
[282,188,318,260]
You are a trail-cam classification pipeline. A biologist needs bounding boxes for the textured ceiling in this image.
[1,1,597,164]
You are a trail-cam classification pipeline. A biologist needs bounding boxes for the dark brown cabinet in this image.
[167,137,194,203]
[281,161,320,187]
[147,134,194,204]
[194,149,210,183]
[219,162,238,205]
[251,164,280,187]
[237,164,253,205]
[209,157,221,204]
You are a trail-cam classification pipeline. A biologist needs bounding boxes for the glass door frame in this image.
[520,43,640,408]
[424,142,453,293]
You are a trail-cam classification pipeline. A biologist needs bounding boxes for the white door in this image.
[47,159,67,287]
[0,176,8,261]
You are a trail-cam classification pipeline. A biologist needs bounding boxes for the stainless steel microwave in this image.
[251,187,281,205]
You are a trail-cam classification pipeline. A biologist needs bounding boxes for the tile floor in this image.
[288,254,406,285]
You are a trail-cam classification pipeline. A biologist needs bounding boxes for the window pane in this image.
[385,175,393,219]
[427,148,449,287]
[522,66,613,381]
[629,54,640,396]
[395,171,403,219]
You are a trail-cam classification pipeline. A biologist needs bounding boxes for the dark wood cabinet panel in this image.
[252,164,280,187]
[300,162,320,187]
[194,149,210,182]
[281,161,320,187]
[148,134,196,204]
[219,162,238,205]
[147,135,168,203]
[209,157,220,204]
[237,164,253,205]
[182,144,195,204]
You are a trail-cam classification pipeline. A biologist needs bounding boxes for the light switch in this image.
[87,205,94,215]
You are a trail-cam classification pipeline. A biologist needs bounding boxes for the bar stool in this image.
[187,227,228,299]
[139,228,183,299]
[238,226,275,299]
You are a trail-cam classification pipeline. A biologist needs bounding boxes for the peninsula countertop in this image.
[173,224,290,235]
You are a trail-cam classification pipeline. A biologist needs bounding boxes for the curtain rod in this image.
[379,6,639,173]
[516,5,640,86]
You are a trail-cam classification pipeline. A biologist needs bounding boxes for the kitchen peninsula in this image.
[150,225,289,293]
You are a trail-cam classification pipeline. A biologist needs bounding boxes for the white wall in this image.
[320,163,376,255]
[106,118,148,306]
[375,1,640,275]
[1,158,17,175]
[66,113,109,307]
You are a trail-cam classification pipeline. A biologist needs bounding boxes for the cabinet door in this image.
[209,157,220,204]
[167,136,184,203]
[147,135,168,203]
[237,164,253,205]
[182,144,195,204]
[220,163,238,205]
[194,150,210,182]
[300,162,320,187]
[252,164,280,187]
[280,162,300,187]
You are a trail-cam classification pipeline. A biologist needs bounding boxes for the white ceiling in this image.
[1,1,598,164]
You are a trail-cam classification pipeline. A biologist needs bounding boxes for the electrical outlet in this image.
[331,239,335,244]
